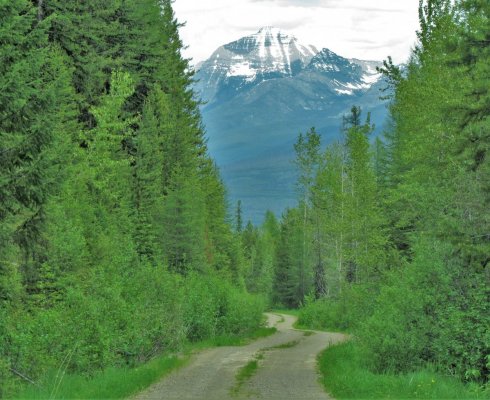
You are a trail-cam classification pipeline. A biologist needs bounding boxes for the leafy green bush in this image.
[183,273,265,341]
[182,274,222,341]
[216,287,265,336]
[298,284,376,332]
[319,341,486,399]
[5,266,266,397]
[358,238,489,381]
[298,237,489,384]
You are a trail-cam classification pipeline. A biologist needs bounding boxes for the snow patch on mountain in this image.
[199,26,318,83]
[362,73,381,85]
[195,27,385,106]
[228,62,256,79]
[335,88,354,95]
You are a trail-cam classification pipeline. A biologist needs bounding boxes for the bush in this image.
[318,341,486,399]
[183,273,265,341]
[3,260,267,397]
[298,284,376,332]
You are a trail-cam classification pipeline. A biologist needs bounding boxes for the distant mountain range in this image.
[194,27,389,224]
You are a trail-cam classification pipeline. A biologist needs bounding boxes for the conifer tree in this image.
[43,0,122,125]
[293,128,321,300]
[0,0,75,290]
[343,107,385,282]
[311,143,347,295]
[0,1,76,386]
[273,208,312,307]
[235,200,243,233]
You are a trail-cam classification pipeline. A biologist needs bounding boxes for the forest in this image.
[269,0,489,394]
[0,0,488,398]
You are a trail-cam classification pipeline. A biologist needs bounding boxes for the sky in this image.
[173,0,420,66]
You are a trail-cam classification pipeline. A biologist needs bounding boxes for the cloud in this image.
[249,0,406,12]
[173,0,420,64]
[248,0,333,6]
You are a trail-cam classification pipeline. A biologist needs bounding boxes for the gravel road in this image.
[133,313,347,400]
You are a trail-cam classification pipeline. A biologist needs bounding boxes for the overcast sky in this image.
[173,0,420,65]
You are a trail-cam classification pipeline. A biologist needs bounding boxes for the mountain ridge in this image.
[194,27,389,223]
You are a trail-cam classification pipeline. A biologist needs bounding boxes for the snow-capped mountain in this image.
[196,27,318,106]
[194,27,389,223]
[196,27,383,108]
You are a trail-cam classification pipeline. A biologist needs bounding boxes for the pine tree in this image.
[293,128,321,300]
[0,0,77,387]
[162,167,207,274]
[43,0,122,125]
[311,143,347,296]
[200,159,241,279]
[273,208,312,307]
[342,107,385,283]
[0,0,76,291]
[235,200,243,233]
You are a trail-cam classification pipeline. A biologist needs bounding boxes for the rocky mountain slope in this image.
[194,27,389,223]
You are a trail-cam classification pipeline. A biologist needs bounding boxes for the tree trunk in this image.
[37,0,44,22]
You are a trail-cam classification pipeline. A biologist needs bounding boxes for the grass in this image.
[265,339,301,350]
[318,341,487,399]
[271,308,311,329]
[230,354,263,396]
[271,308,300,317]
[15,355,186,400]
[188,327,277,351]
[13,326,278,400]
[231,359,259,395]
[271,308,332,331]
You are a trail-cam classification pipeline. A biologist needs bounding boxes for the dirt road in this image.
[133,313,346,400]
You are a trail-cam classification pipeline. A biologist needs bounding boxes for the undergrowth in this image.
[13,326,277,400]
[319,341,488,399]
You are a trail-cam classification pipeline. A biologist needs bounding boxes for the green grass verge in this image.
[319,341,487,399]
[233,360,258,389]
[15,355,186,400]
[12,327,277,400]
[271,308,334,331]
[230,355,263,396]
[271,308,300,317]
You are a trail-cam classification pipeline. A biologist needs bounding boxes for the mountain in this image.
[195,27,318,107]
[194,27,389,224]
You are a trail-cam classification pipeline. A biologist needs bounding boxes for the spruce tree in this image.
[235,200,243,233]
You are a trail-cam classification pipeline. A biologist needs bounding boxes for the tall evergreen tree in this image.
[293,128,321,300]
[311,143,347,296]
[0,0,75,291]
[235,200,243,233]
[343,107,383,282]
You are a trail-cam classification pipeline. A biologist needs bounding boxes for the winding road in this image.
[133,313,346,400]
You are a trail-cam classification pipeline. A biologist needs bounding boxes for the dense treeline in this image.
[244,0,488,386]
[0,1,263,396]
[1,0,488,396]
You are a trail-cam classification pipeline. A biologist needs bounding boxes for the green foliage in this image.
[244,212,278,303]
[183,274,265,341]
[274,208,312,308]
[298,284,375,332]
[13,324,277,400]
[318,342,487,399]
[231,359,259,396]
[1,1,266,396]
[2,0,487,396]
[287,0,489,389]
[15,355,185,400]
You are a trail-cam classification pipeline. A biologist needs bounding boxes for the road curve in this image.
[133,313,347,400]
